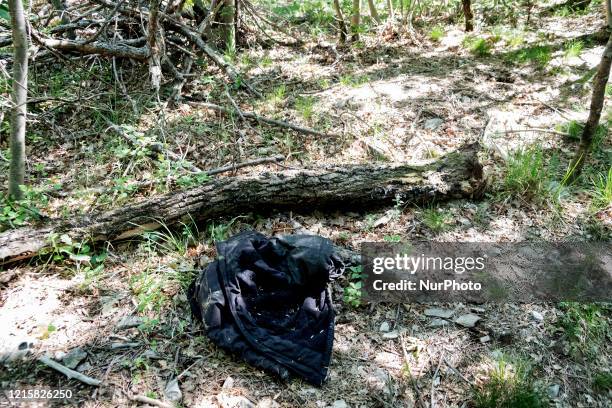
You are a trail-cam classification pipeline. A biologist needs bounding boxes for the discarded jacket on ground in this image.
[188,231,344,386]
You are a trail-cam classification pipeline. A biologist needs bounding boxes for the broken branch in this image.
[38,355,102,386]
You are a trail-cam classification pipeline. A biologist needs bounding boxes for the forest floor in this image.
[1,2,611,407]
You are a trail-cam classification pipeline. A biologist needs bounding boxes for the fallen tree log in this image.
[0,143,485,263]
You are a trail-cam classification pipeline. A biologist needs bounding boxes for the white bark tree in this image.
[8,0,28,200]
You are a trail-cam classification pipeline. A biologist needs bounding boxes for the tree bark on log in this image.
[0,143,484,263]
[35,37,150,60]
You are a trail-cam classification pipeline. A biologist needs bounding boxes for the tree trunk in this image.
[219,0,235,52]
[332,0,347,44]
[368,0,381,24]
[386,0,394,21]
[8,0,28,200]
[147,0,162,91]
[462,0,473,32]
[0,144,485,263]
[606,0,611,28]
[234,0,240,47]
[570,32,612,178]
[351,0,361,41]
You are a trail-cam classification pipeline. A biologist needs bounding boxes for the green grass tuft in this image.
[463,36,492,57]
[429,26,445,42]
[593,371,612,393]
[564,40,584,58]
[557,302,610,360]
[502,146,549,201]
[471,356,547,408]
[591,167,612,209]
[295,96,316,121]
[556,120,583,141]
[420,207,452,233]
[506,45,552,68]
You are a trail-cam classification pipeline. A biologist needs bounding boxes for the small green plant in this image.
[142,219,198,257]
[429,26,444,42]
[0,186,48,231]
[137,317,160,335]
[176,172,211,189]
[557,302,610,360]
[420,207,451,233]
[593,371,612,393]
[295,96,316,121]
[206,216,245,243]
[502,146,550,201]
[471,355,546,408]
[556,120,583,141]
[507,45,552,68]
[383,235,402,242]
[463,36,492,57]
[591,167,612,209]
[130,269,169,313]
[343,266,363,308]
[267,84,287,106]
[261,55,273,67]
[339,74,370,88]
[564,40,583,58]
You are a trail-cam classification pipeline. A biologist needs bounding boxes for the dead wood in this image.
[38,356,102,386]
[0,144,484,263]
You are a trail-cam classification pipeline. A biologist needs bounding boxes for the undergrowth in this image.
[471,354,547,408]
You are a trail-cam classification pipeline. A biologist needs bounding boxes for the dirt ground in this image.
[1,1,611,407]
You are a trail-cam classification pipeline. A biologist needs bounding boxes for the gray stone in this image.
[218,395,255,408]
[222,376,234,389]
[548,384,560,398]
[531,311,544,322]
[257,398,280,408]
[165,378,182,403]
[428,318,449,328]
[62,348,87,369]
[382,331,399,339]
[332,400,349,408]
[424,308,454,319]
[116,315,145,330]
[367,368,391,394]
[454,314,481,328]
[459,217,472,227]
[379,322,390,332]
[424,118,444,130]
[479,335,491,343]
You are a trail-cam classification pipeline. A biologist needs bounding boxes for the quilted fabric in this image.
[188,231,344,386]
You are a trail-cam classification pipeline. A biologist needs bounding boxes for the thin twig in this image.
[443,357,474,386]
[130,394,173,408]
[38,355,102,386]
[498,128,570,137]
[431,351,445,408]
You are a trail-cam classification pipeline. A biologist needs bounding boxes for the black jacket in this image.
[188,231,344,386]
